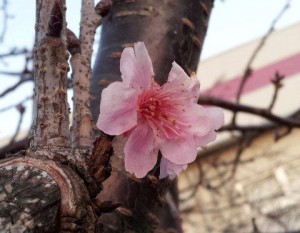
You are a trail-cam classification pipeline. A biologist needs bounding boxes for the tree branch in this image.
[235,0,291,104]
[31,0,70,149]
[232,0,292,124]
[0,48,30,59]
[7,104,25,145]
[70,0,101,149]
[0,0,12,43]
[198,96,300,128]
[91,0,214,231]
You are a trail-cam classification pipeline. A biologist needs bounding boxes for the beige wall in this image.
[197,23,300,139]
[179,129,300,233]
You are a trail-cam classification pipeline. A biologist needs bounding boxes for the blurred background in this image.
[1,0,300,232]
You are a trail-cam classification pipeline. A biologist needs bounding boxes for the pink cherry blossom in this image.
[97,42,224,179]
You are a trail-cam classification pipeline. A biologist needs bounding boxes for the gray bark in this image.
[31,0,70,149]
[0,1,100,232]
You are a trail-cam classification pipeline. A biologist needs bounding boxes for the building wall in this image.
[179,129,300,233]
[198,23,300,133]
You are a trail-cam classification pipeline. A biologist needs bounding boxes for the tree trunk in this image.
[0,0,213,232]
[90,0,214,232]
[0,1,99,232]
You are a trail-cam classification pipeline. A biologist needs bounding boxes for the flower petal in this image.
[97,82,138,135]
[206,107,224,130]
[120,42,154,92]
[159,157,168,179]
[181,104,213,137]
[194,130,217,147]
[184,106,223,147]
[164,62,200,102]
[160,137,197,165]
[120,47,135,83]
[159,157,187,179]
[124,124,158,178]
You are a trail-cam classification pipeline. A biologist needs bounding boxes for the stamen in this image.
[137,85,187,140]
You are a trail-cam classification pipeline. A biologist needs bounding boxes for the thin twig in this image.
[0,76,32,97]
[180,162,204,201]
[0,0,12,43]
[0,95,32,113]
[0,70,32,77]
[199,96,300,128]
[207,134,254,190]
[268,72,284,112]
[235,0,291,103]
[0,48,29,59]
[232,0,291,124]
[219,124,275,132]
[8,104,25,145]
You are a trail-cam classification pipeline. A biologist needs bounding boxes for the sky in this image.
[0,0,300,141]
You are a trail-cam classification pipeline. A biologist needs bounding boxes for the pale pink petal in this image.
[180,105,224,147]
[120,47,136,84]
[124,124,158,178]
[97,82,138,135]
[159,157,168,179]
[164,62,200,102]
[181,104,213,137]
[159,157,187,179]
[134,42,154,79]
[194,130,217,147]
[120,42,154,92]
[206,107,224,130]
[160,137,197,165]
[185,106,223,147]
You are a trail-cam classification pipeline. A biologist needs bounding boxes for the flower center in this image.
[137,88,182,139]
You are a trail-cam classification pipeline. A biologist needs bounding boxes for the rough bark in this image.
[0,0,213,232]
[90,0,214,232]
[31,0,70,149]
[70,0,102,149]
[0,1,101,232]
[0,152,96,233]
[0,155,60,233]
[91,0,213,118]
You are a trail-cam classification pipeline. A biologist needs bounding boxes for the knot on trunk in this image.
[0,152,96,233]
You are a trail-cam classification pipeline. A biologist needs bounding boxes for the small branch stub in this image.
[95,0,112,17]
[66,28,81,55]
[47,1,63,37]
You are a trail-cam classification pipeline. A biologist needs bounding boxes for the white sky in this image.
[0,0,299,141]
